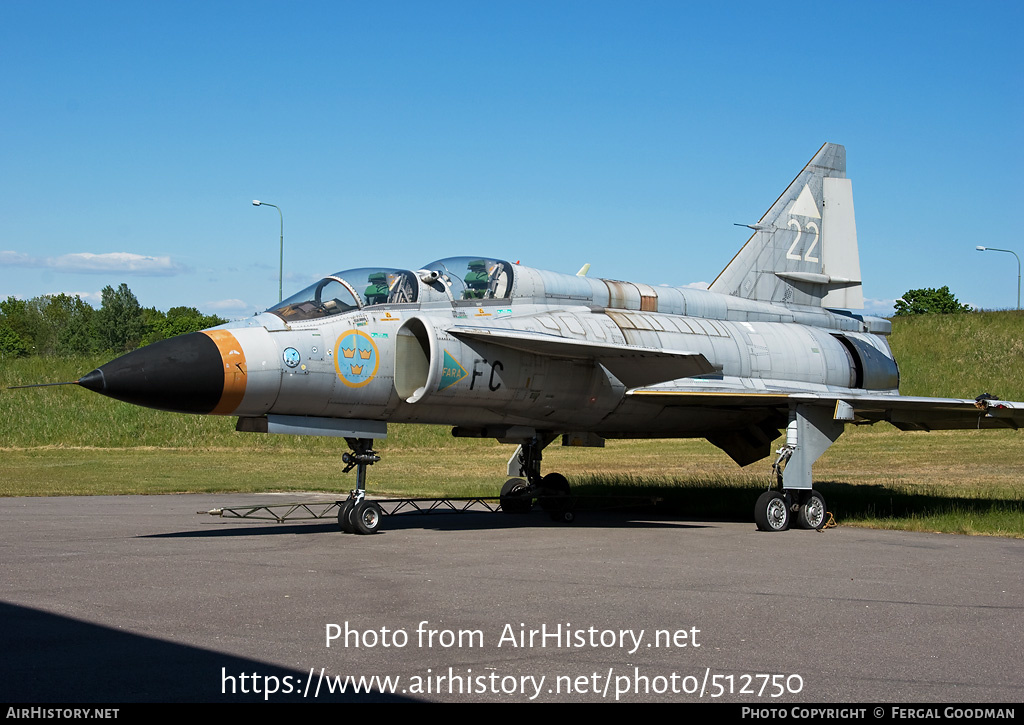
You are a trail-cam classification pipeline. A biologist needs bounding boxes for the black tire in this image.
[352,501,383,535]
[338,499,355,533]
[540,472,570,493]
[796,490,827,530]
[500,478,532,514]
[754,491,790,532]
[538,472,571,514]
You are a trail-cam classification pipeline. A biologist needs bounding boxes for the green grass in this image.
[889,309,1024,400]
[1,311,1022,537]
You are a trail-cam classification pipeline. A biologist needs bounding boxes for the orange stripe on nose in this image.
[202,330,248,415]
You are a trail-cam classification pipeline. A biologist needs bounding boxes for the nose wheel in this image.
[350,500,383,534]
[339,438,383,535]
[500,478,533,514]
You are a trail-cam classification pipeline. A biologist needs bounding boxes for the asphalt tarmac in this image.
[1,493,1021,703]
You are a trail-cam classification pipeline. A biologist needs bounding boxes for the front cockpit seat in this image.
[463,260,489,299]
[365,272,390,305]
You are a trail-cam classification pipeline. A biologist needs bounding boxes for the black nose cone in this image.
[79,332,225,414]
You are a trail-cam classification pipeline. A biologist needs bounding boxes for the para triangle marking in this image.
[789,184,821,219]
[439,350,468,391]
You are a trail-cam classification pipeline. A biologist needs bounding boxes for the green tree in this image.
[2,284,226,356]
[95,283,145,353]
[893,286,972,316]
[162,306,226,337]
[0,294,98,356]
[140,306,168,346]
[26,294,95,356]
[0,296,39,352]
[0,321,31,358]
[141,306,226,345]
[53,294,97,355]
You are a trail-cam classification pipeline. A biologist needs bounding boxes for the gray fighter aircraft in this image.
[70,143,1023,533]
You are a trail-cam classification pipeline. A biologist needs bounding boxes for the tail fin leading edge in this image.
[709,142,863,309]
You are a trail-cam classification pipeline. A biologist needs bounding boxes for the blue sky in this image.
[2,1,1021,317]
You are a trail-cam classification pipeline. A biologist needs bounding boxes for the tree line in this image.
[0,283,227,358]
[893,286,972,316]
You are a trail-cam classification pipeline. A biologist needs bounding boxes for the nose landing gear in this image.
[338,438,382,535]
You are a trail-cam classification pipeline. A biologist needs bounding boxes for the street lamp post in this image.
[975,246,1021,310]
[253,200,284,302]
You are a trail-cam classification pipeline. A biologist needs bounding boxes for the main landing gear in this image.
[755,429,832,532]
[500,435,575,523]
[338,437,384,535]
[753,488,829,532]
[336,434,575,534]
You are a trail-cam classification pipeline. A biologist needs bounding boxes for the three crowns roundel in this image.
[334,330,379,388]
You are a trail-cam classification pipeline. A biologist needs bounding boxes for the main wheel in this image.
[538,472,571,517]
[539,472,569,494]
[796,490,827,529]
[500,478,532,514]
[338,499,355,533]
[754,491,790,532]
[352,501,383,535]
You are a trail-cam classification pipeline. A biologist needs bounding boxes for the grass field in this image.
[1,311,1022,536]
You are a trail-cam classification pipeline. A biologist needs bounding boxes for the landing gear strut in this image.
[338,437,383,535]
[500,434,574,522]
[754,458,831,532]
[755,403,841,532]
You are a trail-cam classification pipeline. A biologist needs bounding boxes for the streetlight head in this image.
[976,246,987,251]
[252,200,261,206]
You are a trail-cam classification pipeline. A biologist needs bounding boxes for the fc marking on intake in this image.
[471,358,503,392]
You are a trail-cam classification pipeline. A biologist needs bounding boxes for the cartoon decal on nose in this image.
[334,329,380,388]
[283,347,301,368]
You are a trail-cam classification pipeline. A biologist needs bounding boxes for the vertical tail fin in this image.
[709,142,863,309]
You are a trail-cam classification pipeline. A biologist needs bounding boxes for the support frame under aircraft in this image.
[56,143,1022,534]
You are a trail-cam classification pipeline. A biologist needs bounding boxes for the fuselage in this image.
[80,256,899,441]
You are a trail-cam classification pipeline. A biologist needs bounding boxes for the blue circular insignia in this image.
[283,347,301,368]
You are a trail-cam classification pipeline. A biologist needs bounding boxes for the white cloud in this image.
[206,298,253,312]
[862,298,897,316]
[0,251,36,266]
[50,252,187,275]
[1,250,188,276]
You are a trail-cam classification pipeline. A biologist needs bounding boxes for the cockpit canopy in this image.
[266,258,516,322]
[421,257,514,300]
[267,267,419,322]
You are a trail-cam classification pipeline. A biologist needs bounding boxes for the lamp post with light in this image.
[253,200,284,302]
[975,246,1020,310]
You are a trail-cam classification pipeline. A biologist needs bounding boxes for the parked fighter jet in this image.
[67,143,1024,533]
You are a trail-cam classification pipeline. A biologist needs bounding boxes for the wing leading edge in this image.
[628,389,1023,431]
